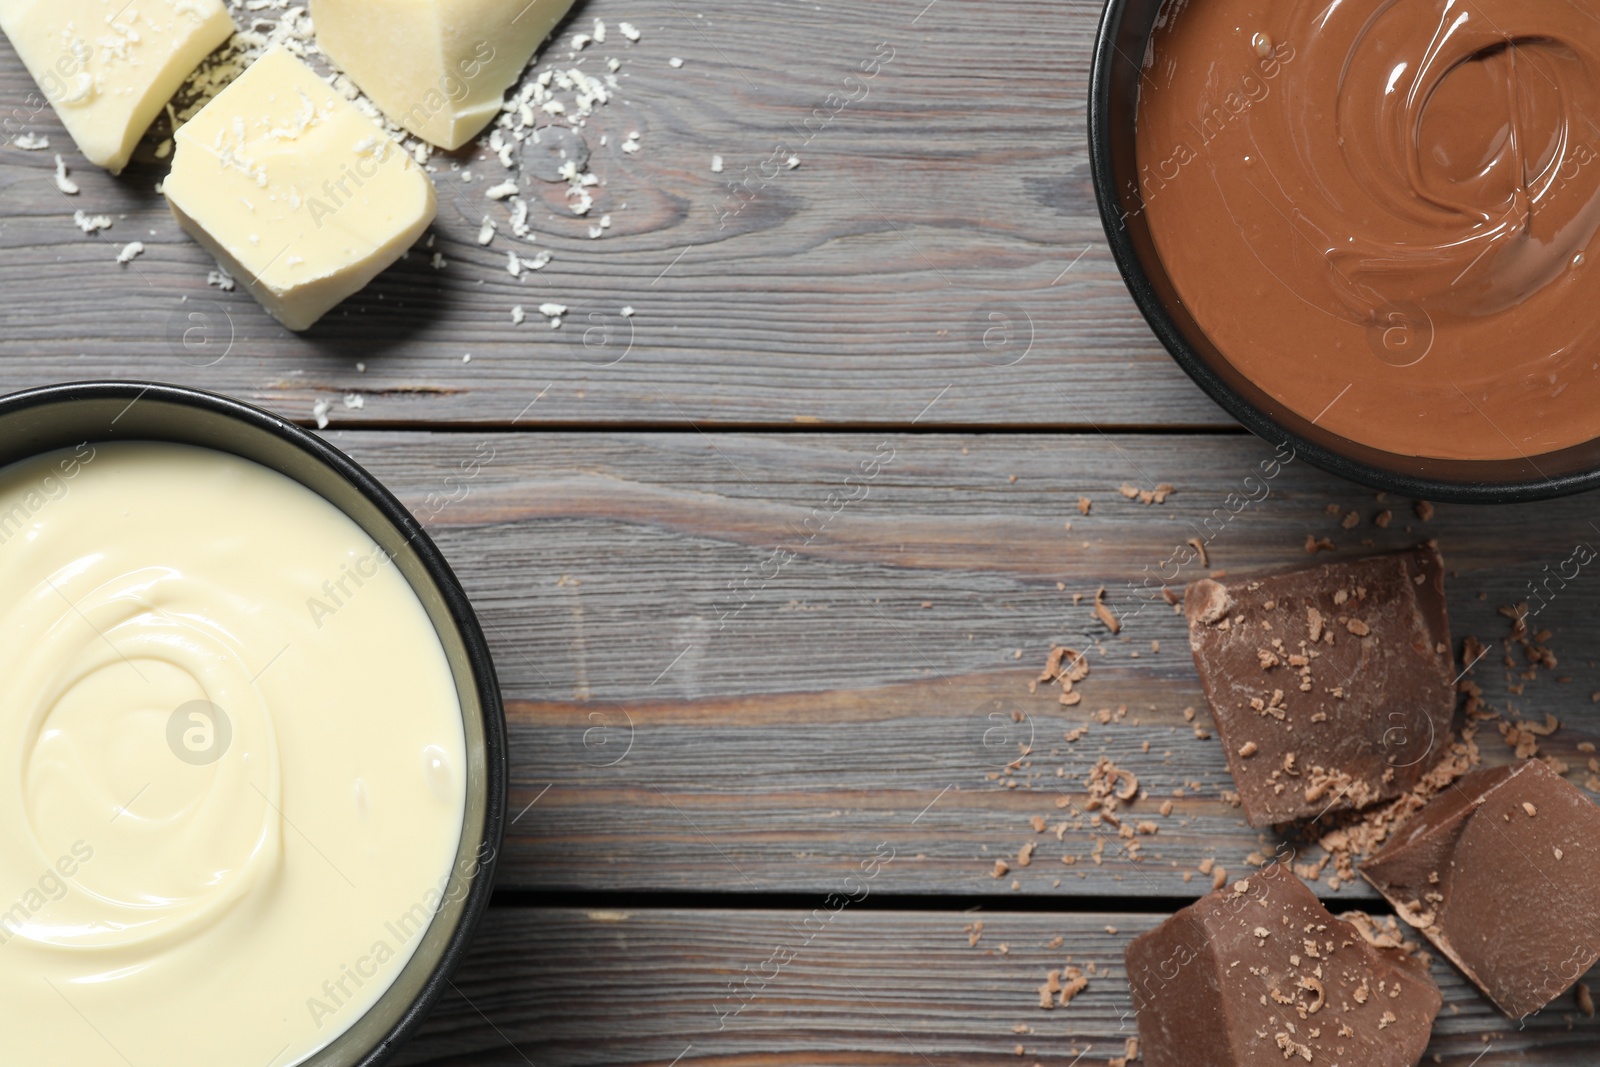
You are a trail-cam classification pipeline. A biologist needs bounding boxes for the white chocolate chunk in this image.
[310,0,578,150]
[0,0,235,173]
[164,48,437,332]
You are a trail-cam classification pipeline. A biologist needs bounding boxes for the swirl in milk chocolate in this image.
[1138,0,1600,459]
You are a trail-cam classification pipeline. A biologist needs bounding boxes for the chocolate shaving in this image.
[1093,587,1120,634]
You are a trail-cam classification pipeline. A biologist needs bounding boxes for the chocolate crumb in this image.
[1374,509,1393,528]
[1093,587,1121,634]
[1188,580,1232,625]
[1414,500,1434,521]
[1059,966,1089,1007]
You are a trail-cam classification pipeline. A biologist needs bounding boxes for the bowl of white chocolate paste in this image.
[0,381,506,1066]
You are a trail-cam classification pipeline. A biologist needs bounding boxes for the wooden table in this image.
[3,1,1598,1064]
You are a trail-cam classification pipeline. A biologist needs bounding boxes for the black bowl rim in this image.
[0,380,508,1067]
[1086,0,1600,505]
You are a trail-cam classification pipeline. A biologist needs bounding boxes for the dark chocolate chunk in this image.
[1126,864,1440,1067]
[1360,758,1600,1018]
[1185,545,1455,827]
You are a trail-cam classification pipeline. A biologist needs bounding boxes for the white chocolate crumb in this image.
[73,210,112,234]
[115,241,144,265]
[53,155,79,195]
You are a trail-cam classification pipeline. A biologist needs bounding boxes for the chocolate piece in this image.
[1126,865,1441,1067]
[1185,545,1454,827]
[1360,759,1600,1018]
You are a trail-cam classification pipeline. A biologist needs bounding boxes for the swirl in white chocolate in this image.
[0,443,467,1067]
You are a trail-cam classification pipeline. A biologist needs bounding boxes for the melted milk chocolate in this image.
[1136,0,1600,460]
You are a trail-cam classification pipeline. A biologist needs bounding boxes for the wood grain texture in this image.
[0,0,1225,429]
[393,907,1600,1065]
[325,429,1600,899]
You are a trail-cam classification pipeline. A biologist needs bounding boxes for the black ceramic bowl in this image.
[0,381,506,1066]
[1089,0,1600,504]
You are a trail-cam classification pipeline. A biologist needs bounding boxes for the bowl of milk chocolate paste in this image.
[1090,0,1600,501]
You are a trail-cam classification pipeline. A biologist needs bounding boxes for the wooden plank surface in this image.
[0,0,1227,429]
[5,0,1598,1060]
[326,429,1600,899]
[392,908,1600,1066]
